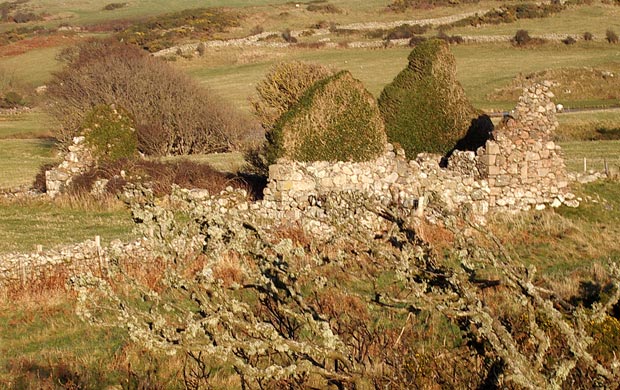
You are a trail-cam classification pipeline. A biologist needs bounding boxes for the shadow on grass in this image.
[594,127,620,140]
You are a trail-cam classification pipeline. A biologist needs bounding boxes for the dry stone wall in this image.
[45,136,94,197]
[264,82,578,219]
[0,238,151,287]
[479,81,576,210]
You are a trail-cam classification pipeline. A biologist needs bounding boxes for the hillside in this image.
[1,0,620,388]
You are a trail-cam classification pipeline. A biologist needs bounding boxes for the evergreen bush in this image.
[378,39,480,158]
[81,104,137,163]
[248,61,334,173]
[267,71,386,163]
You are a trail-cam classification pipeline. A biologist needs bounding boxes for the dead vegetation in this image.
[48,39,255,156]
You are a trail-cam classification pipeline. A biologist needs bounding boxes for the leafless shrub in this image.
[47,39,254,155]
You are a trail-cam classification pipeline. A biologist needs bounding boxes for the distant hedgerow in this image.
[103,3,126,11]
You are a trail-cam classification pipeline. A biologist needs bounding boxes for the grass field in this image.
[0,111,53,139]
[449,3,620,37]
[15,0,490,31]
[0,198,134,253]
[180,41,620,113]
[0,138,56,189]
[556,109,620,141]
[0,46,66,87]
[561,140,620,174]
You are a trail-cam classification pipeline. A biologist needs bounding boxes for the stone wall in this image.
[0,238,150,287]
[479,81,577,210]
[264,82,578,218]
[45,136,94,197]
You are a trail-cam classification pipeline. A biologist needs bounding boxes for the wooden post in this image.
[604,158,609,176]
[36,245,43,253]
[95,235,105,279]
[583,157,587,173]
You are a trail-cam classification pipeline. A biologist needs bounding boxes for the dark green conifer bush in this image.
[378,39,480,158]
[266,71,386,163]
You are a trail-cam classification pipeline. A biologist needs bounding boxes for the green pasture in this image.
[0,138,56,189]
[0,111,53,139]
[450,3,620,37]
[183,42,620,113]
[556,109,620,141]
[560,140,620,174]
[0,46,65,87]
[0,199,134,253]
[15,0,491,32]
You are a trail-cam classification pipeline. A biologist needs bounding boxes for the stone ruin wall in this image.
[42,82,578,216]
[2,83,578,283]
[479,82,575,210]
[264,82,579,217]
[45,136,94,198]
